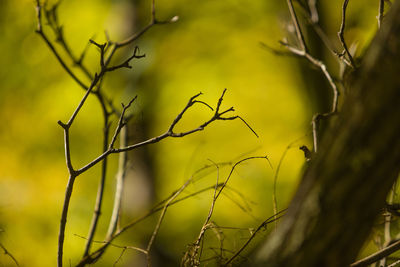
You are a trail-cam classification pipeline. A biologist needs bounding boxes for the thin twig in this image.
[183,160,221,267]
[272,135,308,228]
[74,233,148,255]
[75,90,251,175]
[76,173,234,265]
[145,166,195,267]
[350,239,400,267]
[109,96,137,149]
[35,0,88,90]
[223,209,287,266]
[35,3,122,256]
[388,259,400,267]
[56,62,123,266]
[182,156,271,266]
[105,47,145,72]
[58,174,76,267]
[280,42,339,114]
[280,41,338,152]
[44,1,93,79]
[113,0,178,49]
[83,94,111,257]
[294,0,352,66]
[215,156,271,200]
[338,0,356,67]
[57,73,100,177]
[281,1,339,153]
[286,0,307,52]
[77,0,177,258]
[106,125,128,239]
[0,243,20,266]
[56,75,101,265]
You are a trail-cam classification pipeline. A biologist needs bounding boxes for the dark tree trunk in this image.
[255,2,400,266]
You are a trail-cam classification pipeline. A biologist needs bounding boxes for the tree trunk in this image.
[255,2,400,266]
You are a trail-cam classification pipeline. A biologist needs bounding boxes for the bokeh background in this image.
[0,0,379,266]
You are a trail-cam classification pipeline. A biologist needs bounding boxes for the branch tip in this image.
[193,100,214,111]
[58,120,67,128]
[238,116,259,138]
[89,39,106,50]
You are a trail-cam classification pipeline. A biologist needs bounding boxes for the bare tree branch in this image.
[35,0,88,90]
[182,156,271,266]
[272,135,308,228]
[286,0,307,52]
[106,126,128,239]
[0,242,19,267]
[75,90,251,175]
[280,1,340,153]
[350,239,400,267]
[34,1,182,264]
[77,169,233,266]
[223,209,287,266]
[338,0,356,67]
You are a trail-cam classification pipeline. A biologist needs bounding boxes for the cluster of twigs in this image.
[280,0,345,153]
[33,0,397,266]
[349,182,400,267]
[34,0,280,266]
[275,1,400,267]
[181,156,276,267]
[276,0,390,154]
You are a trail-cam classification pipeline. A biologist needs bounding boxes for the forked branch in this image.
[182,156,271,266]
[338,0,356,67]
[282,0,339,153]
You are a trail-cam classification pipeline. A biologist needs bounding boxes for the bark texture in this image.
[255,2,400,266]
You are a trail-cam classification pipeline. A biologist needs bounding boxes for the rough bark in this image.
[255,2,400,266]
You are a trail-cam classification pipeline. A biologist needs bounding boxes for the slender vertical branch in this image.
[281,0,339,153]
[145,175,193,267]
[106,126,128,239]
[338,0,356,67]
[185,160,220,267]
[378,0,385,28]
[182,156,270,266]
[58,174,76,267]
[35,3,178,261]
[272,136,307,228]
[35,7,119,256]
[83,101,111,257]
[57,74,101,267]
[286,0,307,52]
[67,74,100,126]
[311,114,319,153]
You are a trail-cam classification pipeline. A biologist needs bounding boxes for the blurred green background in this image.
[0,0,379,266]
